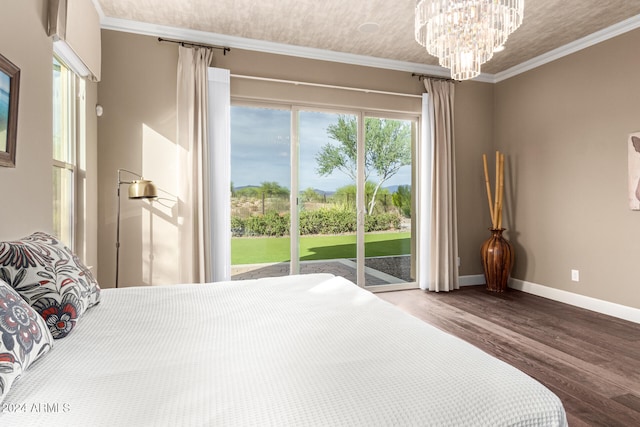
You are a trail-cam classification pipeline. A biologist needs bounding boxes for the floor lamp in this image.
[116,169,157,288]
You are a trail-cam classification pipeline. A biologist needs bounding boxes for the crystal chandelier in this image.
[415,0,525,80]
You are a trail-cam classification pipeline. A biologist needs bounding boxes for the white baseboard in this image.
[457,275,640,324]
[508,278,640,325]
[459,274,485,286]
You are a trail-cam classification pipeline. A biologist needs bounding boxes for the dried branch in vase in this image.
[482,151,505,229]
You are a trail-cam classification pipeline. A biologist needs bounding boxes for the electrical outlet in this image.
[571,269,579,282]
[457,257,461,268]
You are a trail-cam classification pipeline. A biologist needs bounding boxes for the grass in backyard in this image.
[231,232,411,265]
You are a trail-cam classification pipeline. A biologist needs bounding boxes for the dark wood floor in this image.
[377,286,640,427]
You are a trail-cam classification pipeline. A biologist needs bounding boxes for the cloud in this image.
[231,107,412,193]
[0,72,9,94]
[231,106,290,187]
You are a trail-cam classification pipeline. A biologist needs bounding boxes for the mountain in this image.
[234,185,260,191]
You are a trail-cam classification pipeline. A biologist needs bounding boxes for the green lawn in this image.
[232,232,411,265]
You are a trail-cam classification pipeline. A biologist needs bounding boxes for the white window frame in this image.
[230,99,419,291]
[52,55,82,250]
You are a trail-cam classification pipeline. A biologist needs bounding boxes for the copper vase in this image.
[480,228,514,292]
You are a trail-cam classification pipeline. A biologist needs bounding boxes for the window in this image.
[52,57,79,249]
[230,104,417,290]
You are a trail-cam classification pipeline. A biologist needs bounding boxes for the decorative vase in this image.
[480,228,514,292]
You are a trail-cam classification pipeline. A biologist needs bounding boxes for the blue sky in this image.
[230,106,411,193]
[0,71,9,94]
[0,71,9,147]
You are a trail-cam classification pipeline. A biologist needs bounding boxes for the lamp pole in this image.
[116,178,122,288]
[115,169,157,288]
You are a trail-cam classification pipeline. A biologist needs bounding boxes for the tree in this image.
[333,184,357,210]
[334,182,391,213]
[259,181,290,197]
[392,185,412,218]
[315,116,411,214]
[235,186,259,198]
[301,187,322,203]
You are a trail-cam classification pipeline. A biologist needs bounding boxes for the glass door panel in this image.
[297,111,359,283]
[230,105,292,280]
[363,117,416,287]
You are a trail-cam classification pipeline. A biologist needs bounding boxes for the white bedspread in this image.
[2,274,566,426]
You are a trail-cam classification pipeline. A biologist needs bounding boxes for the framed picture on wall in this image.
[628,132,640,210]
[0,53,20,168]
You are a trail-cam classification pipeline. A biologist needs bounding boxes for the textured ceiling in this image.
[97,0,640,75]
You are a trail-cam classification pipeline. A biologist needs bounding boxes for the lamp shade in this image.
[128,180,158,199]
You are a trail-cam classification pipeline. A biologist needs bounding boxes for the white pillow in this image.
[0,232,101,338]
[0,278,54,404]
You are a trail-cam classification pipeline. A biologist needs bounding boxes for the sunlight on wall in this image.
[142,123,179,285]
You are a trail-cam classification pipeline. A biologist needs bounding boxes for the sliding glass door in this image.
[230,103,417,290]
[363,115,416,288]
[230,105,291,279]
[297,110,358,281]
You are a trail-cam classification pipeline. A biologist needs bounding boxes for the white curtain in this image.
[177,46,214,283]
[207,68,231,282]
[418,79,459,292]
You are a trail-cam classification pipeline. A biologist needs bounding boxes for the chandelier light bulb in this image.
[415,0,525,80]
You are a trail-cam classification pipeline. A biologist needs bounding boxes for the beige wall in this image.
[0,1,52,239]
[98,30,491,287]
[495,28,640,308]
[454,82,494,276]
[0,1,99,270]
[98,31,179,288]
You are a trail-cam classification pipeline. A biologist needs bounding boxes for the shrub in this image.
[231,208,401,237]
[365,213,401,232]
[300,208,356,235]
[243,211,289,237]
[231,216,245,236]
[263,211,289,236]
[392,185,412,218]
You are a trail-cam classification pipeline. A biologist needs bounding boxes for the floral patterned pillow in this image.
[0,232,101,338]
[0,278,54,404]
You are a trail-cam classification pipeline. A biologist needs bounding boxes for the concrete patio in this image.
[231,256,412,286]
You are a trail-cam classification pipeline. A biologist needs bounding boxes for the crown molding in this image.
[90,0,106,19]
[494,14,640,83]
[100,12,640,85]
[100,16,496,83]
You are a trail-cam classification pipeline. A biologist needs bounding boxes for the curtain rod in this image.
[411,73,457,83]
[158,37,230,55]
[231,74,423,99]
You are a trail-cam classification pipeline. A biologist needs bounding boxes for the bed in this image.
[1,269,567,426]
